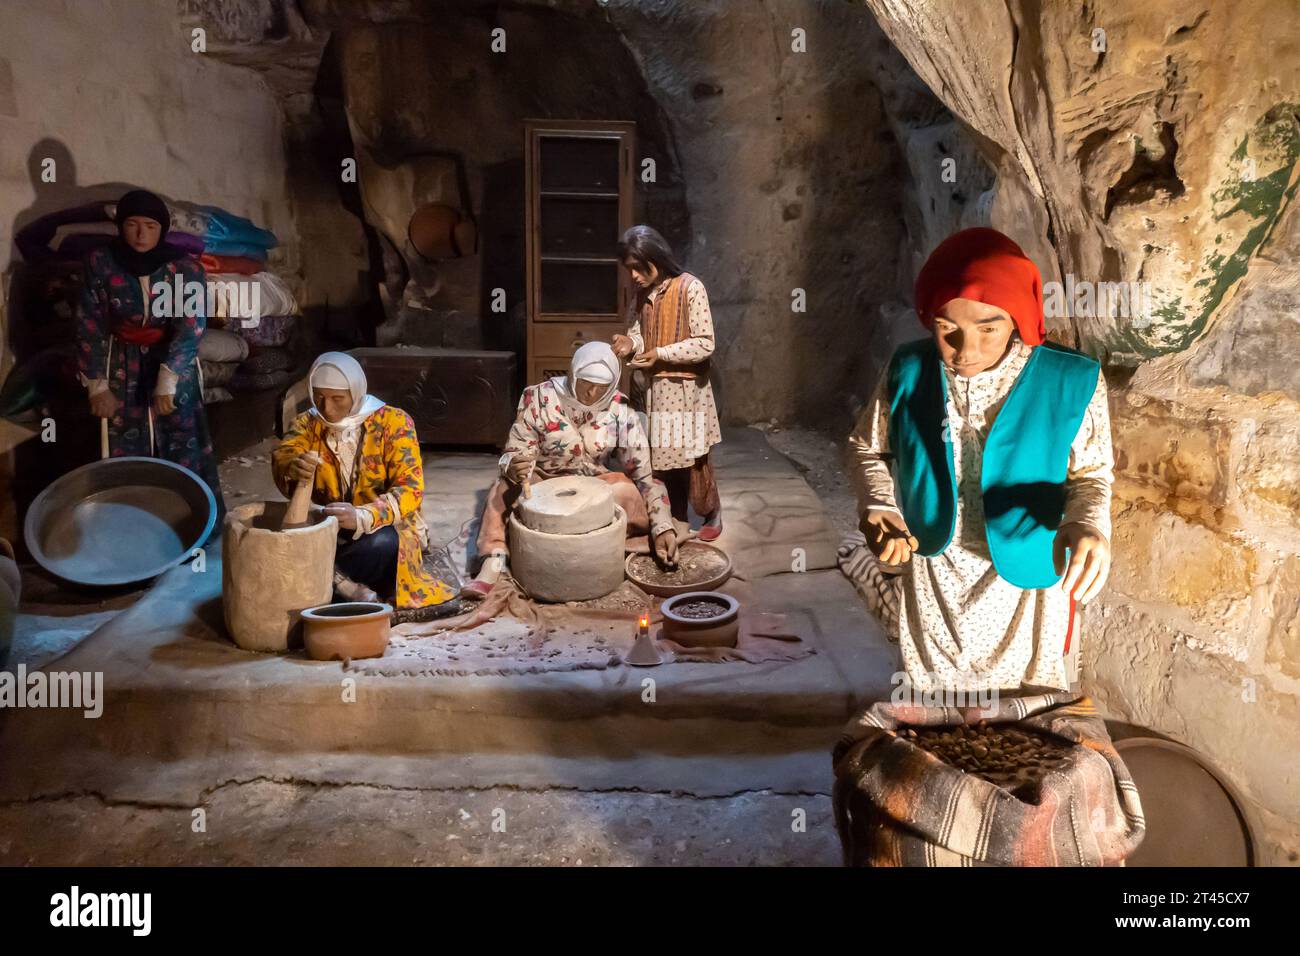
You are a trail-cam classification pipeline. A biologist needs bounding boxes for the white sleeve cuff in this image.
[353,506,372,539]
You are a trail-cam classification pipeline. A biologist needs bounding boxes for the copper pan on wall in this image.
[408,202,478,260]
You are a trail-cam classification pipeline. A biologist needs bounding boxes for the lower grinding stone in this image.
[509,505,627,603]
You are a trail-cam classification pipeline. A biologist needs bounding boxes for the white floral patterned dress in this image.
[847,336,1114,692]
[625,275,724,470]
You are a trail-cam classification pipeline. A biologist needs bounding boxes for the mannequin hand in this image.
[611,334,635,358]
[153,393,176,416]
[323,502,359,530]
[504,456,533,487]
[629,350,657,368]
[654,529,679,566]
[860,510,919,565]
[289,452,321,482]
[1054,522,1111,603]
[89,391,121,419]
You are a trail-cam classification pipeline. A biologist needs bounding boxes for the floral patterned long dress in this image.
[76,246,223,513]
[847,336,1115,692]
[272,405,456,609]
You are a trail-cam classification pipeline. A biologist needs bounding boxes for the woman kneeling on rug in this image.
[271,351,456,609]
[464,341,678,600]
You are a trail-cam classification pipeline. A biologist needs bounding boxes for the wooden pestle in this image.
[281,452,320,530]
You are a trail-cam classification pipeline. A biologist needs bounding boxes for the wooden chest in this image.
[348,347,516,448]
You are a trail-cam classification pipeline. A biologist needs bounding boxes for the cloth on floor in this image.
[346,574,814,676]
[832,692,1146,867]
[837,532,902,641]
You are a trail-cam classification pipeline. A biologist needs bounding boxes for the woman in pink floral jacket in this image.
[464,342,677,599]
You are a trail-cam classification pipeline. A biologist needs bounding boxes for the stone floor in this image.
[2,426,891,865]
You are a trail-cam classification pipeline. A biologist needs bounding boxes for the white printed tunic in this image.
[847,336,1114,693]
[626,275,724,470]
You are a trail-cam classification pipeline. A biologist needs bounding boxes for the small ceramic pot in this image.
[660,591,740,648]
[300,601,392,661]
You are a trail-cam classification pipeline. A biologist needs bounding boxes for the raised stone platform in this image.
[0,428,897,806]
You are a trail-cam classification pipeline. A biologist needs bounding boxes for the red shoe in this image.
[697,520,723,542]
[459,580,494,601]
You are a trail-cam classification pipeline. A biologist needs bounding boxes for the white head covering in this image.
[309,351,385,430]
[552,341,621,421]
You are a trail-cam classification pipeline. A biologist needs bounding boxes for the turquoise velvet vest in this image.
[886,338,1100,589]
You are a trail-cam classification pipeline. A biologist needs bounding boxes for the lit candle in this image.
[638,611,650,638]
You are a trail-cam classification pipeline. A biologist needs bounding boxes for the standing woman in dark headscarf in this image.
[76,189,224,518]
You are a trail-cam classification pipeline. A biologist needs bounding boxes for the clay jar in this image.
[300,601,392,661]
[223,501,337,652]
[661,591,740,648]
[509,476,626,603]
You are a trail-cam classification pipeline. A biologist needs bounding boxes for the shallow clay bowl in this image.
[301,601,392,661]
[24,456,216,587]
[661,591,740,648]
[624,540,733,597]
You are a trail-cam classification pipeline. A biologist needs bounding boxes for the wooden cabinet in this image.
[524,119,636,389]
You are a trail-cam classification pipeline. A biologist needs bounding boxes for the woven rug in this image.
[344,576,816,677]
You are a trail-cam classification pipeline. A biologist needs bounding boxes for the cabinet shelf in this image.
[526,119,636,389]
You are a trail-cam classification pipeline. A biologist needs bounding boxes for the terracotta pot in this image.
[661,591,740,648]
[301,601,393,662]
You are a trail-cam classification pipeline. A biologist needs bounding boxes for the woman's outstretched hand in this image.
[860,509,919,565]
[654,528,679,567]
[1054,522,1111,603]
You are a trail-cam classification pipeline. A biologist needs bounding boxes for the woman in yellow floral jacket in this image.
[271,352,455,609]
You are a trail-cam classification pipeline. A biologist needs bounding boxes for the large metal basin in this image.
[24,456,217,587]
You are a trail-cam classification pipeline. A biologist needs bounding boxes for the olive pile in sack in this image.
[898,722,1074,797]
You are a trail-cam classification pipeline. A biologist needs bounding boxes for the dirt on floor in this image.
[758,424,859,540]
[0,783,840,866]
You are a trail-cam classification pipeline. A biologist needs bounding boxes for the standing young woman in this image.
[611,225,724,540]
[847,228,1114,693]
[76,189,224,517]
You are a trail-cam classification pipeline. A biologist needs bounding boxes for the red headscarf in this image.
[913,227,1047,346]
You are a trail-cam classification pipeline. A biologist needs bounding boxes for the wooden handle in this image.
[281,454,319,530]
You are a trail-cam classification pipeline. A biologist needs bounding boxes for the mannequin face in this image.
[313,387,353,423]
[575,379,608,405]
[121,216,163,252]
[931,298,1016,377]
[621,256,659,289]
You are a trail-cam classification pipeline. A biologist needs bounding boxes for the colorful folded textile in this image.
[233,313,296,348]
[197,328,251,363]
[15,201,113,261]
[201,239,270,260]
[239,347,293,375]
[230,368,294,392]
[207,271,298,321]
[193,205,278,249]
[200,360,239,388]
[199,254,263,276]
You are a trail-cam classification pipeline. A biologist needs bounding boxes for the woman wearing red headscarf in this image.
[846,228,1114,693]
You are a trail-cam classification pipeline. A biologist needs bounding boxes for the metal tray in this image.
[24,456,216,587]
